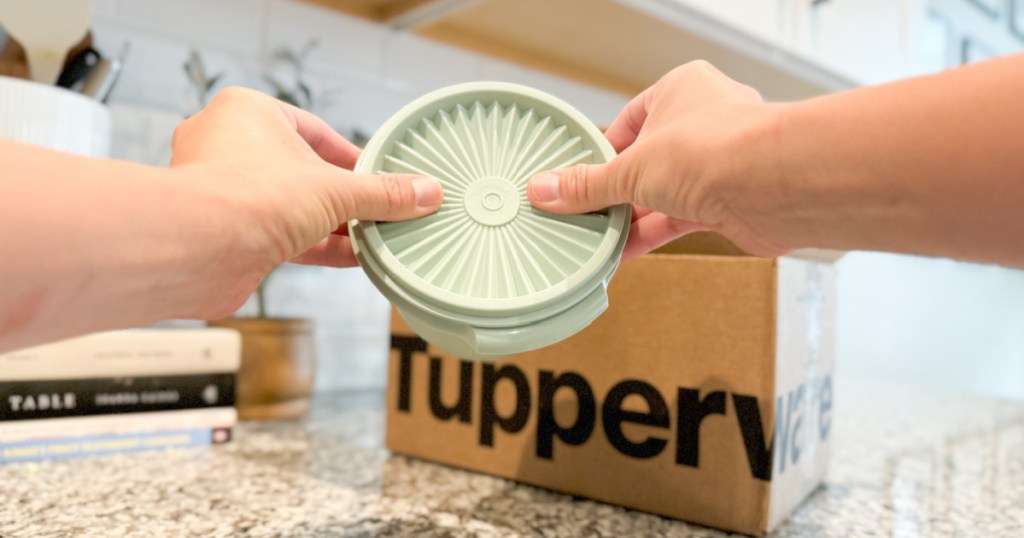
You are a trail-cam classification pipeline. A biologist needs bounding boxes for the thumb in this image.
[527,160,633,214]
[333,172,444,222]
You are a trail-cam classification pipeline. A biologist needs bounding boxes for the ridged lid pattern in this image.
[351,82,630,358]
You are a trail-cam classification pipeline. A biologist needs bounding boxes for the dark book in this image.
[0,373,235,421]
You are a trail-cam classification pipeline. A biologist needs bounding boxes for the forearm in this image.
[0,141,246,352]
[750,54,1024,266]
[0,86,444,353]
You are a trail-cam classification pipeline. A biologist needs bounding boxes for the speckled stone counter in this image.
[2,376,1024,537]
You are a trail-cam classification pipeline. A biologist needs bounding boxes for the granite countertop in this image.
[2,376,1024,537]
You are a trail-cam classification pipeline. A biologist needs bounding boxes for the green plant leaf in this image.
[298,82,313,108]
[205,73,223,92]
[277,90,299,107]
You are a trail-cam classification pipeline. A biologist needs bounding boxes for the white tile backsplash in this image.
[91,22,193,111]
[91,0,119,21]
[242,264,393,391]
[316,73,416,135]
[265,0,387,83]
[117,0,267,55]
[314,324,392,390]
[108,104,180,165]
[380,32,483,93]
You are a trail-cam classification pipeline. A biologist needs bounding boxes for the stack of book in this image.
[0,328,240,463]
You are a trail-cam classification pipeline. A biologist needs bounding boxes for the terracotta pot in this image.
[207,317,316,421]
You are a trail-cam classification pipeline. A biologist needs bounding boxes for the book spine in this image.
[0,373,235,421]
[0,329,241,381]
[0,426,233,463]
[0,407,237,442]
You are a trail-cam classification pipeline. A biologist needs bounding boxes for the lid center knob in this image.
[464,177,520,226]
[483,192,503,211]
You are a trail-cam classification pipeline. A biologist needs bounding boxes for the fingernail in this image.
[530,172,560,202]
[412,177,443,208]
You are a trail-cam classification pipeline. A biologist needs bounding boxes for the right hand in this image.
[169,87,443,319]
[527,61,790,260]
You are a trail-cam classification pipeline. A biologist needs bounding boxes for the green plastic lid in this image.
[351,82,630,359]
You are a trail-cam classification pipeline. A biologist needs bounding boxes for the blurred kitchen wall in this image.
[88,0,1024,399]
[838,253,1024,400]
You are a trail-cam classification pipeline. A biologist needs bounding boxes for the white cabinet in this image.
[630,0,1024,88]
[641,0,933,86]
[786,0,911,85]
[670,0,785,44]
[622,0,937,88]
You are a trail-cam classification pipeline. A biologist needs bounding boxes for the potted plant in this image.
[187,48,321,420]
[208,276,317,421]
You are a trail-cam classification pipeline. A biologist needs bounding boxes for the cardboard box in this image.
[385,234,836,535]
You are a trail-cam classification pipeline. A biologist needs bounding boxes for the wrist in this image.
[162,164,269,320]
[97,164,230,322]
[709,102,805,255]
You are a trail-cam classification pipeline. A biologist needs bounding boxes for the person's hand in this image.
[527,61,787,260]
[169,87,443,318]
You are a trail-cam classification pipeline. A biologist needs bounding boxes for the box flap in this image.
[785,248,846,264]
[655,232,846,264]
[653,232,748,257]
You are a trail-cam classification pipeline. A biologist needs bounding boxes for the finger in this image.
[604,87,654,152]
[330,171,444,222]
[622,212,707,261]
[291,234,359,268]
[527,159,633,214]
[276,101,362,170]
[631,205,654,222]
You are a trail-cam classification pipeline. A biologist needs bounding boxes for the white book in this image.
[0,407,236,463]
[0,407,237,442]
[0,328,241,381]
[1,428,232,463]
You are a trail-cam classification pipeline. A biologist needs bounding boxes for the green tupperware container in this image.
[351,82,630,359]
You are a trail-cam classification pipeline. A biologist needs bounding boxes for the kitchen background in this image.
[28,0,1024,397]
